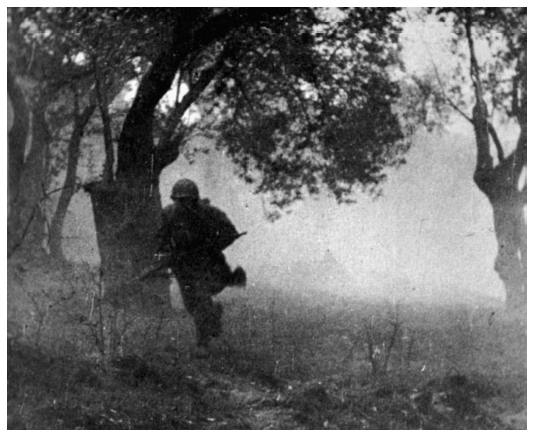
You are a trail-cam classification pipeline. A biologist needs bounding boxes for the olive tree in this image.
[428,8,526,307]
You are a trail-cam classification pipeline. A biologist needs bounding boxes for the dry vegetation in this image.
[7,259,527,429]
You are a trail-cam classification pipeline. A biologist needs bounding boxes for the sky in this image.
[52,10,512,305]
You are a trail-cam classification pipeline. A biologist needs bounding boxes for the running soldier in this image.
[156,179,246,349]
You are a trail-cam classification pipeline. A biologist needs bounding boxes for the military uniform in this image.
[157,179,246,348]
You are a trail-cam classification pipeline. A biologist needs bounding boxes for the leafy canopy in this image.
[10,8,410,211]
[197,8,409,208]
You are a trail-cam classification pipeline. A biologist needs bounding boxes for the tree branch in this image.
[93,55,115,184]
[157,52,227,150]
[49,88,96,258]
[487,122,505,163]
[117,8,291,177]
[153,47,235,172]
[7,67,30,208]
[8,204,38,259]
[154,130,186,174]
[421,23,472,123]
[465,12,493,173]
[431,66,472,123]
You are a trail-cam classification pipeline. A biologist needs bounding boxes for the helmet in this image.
[171,179,200,200]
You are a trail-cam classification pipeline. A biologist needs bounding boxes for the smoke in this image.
[157,126,504,306]
[62,122,505,306]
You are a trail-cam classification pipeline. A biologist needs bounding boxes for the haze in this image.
[63,120,505,307]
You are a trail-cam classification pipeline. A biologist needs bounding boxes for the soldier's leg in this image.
[206,301,223,338]
[194,300,223,347]
[176,278,222,347]
[193,275,225,346]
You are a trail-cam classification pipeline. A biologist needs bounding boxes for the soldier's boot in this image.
[195,323,210,349]
[230,266,247,288]
[194,302,223,348]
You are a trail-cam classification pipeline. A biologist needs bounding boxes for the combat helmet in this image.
[171,179,200,200]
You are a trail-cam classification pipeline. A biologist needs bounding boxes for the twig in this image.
[364,320,378,375]
[424,43,472,123]
[97,267,106,356]
[383,311,401,372]
[415,15,472,124]
[8,205,37,259]
[9,180,83,258]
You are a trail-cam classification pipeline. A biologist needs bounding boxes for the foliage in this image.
[198,8,409,207]
[11,8,412,210]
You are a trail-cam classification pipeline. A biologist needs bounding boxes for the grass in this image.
[7,260,527,429]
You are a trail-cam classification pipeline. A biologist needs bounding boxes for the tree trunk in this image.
[474,146,527,308]
[85,177,171,311]
[84,42,182,310]
[7,69,30,254]
[49,98,96,260]
[7,70,29,208]
[465,16,526,308]
[93,57,115,183]
[8,99,51,258]
[491,194,526,308]
[83,21,185,309]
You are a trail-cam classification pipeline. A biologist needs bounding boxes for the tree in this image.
[7,67,29,231]
[47,87,96,258]
[6,66,53,258]
[7,8,148,260]
[204,8,408,212]
[12,8,409,308]
[7,67,31,255]
[8,8,95,259]
[7,9,48,258]
[429,8,527,307]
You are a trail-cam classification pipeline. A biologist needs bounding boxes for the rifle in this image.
[137,231,247,282]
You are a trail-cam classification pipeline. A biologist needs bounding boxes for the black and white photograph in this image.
[6,6,527,429]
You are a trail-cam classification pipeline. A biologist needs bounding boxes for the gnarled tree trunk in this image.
[83,14,188,310]
[473,132,527,308]
[48,93,96,260]
[85,178,170,310]
[467,18,527,308]
[7,81,51,258]
[7,68,29,227]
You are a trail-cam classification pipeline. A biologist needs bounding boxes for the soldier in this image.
[156,179,246,349]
